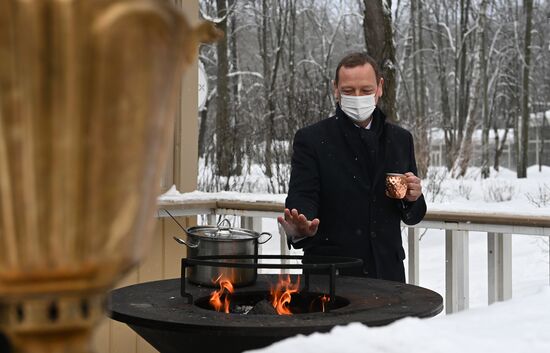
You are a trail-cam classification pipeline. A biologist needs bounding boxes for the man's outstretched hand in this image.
[277,208,320,239]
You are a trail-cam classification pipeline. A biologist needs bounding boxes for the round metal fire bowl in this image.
[108,275,443,353]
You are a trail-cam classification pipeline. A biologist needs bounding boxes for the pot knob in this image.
[216,218,232,237]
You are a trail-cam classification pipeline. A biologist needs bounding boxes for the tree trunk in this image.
[433,17,454,170]
[259,0,287,181]
[215,0,231,181]
[457,0,471,144]
[494,104,514,172]
[229,0,242,175]
[517,0,533,178]
[259,0,275,179]
[452,0,487,178]
[415,0,429,178]
[286,0,297,158]
[397,2,416,128]
[410,0,419,121]
[362,0,398,123]
[480,0,490,178]
[493,128,503,172]
[198,96,210,158]
[403,0,429,178]
[540,111,545,172]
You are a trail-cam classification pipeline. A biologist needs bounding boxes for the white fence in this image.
[158,197,550,314]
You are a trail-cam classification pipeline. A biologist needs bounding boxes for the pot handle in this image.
[173,236,200,249]
[217,218,232,229]
[257,232,272,244]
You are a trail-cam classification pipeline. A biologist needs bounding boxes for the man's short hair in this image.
[334,52,381,85]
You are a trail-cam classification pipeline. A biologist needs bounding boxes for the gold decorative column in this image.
[0,1,220,352]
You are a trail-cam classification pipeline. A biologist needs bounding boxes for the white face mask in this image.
[339,93,376,122]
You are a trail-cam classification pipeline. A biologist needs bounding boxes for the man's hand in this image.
[277,208,320,239]
[404,172,422,202]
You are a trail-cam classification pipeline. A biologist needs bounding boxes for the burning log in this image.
[248,300,278,315]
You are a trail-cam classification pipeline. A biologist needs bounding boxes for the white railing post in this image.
[207,213,217,226]
[408,227,420,285]
[487,232,512,304]
[277,223,290,274]
[242,216,263,255]
[278,222,290,256]
[445,230,469,314]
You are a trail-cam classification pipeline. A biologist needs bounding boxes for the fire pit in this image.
[108,255,443,353]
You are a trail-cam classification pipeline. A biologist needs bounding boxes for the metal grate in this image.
[180,254,363,311]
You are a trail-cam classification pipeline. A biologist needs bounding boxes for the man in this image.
[277,52,426,283]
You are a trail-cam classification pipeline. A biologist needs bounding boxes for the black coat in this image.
[286,106,426,282]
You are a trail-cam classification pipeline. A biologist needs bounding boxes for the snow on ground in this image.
[422,165,550,215]
[246,287,550,353]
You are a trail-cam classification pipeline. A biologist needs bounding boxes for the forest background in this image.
[197,0,550,193]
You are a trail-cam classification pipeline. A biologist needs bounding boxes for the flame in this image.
[209,275,234,313]
[320,295,330,312]
[209,274,321,316]
[270,274,300,315]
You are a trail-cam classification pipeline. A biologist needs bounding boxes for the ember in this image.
[320,295,330,313]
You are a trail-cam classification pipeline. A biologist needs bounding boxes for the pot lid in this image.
[187,219,259,240]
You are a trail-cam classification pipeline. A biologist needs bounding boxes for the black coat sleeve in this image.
[398,132,427,225]
[285,128,321,249]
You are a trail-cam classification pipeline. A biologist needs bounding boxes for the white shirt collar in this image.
[353,118,373,130]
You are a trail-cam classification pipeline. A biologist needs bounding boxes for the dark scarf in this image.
[336,104,385,185]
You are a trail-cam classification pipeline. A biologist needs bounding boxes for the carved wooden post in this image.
[0,1,220,352]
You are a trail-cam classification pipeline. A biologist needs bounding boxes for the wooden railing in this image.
[158,197,550,314]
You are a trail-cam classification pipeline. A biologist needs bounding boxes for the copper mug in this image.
[385,173,408,199]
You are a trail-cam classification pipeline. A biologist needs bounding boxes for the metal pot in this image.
[173,219,272,287]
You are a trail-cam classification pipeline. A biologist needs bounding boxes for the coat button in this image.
[370,231,376,238]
